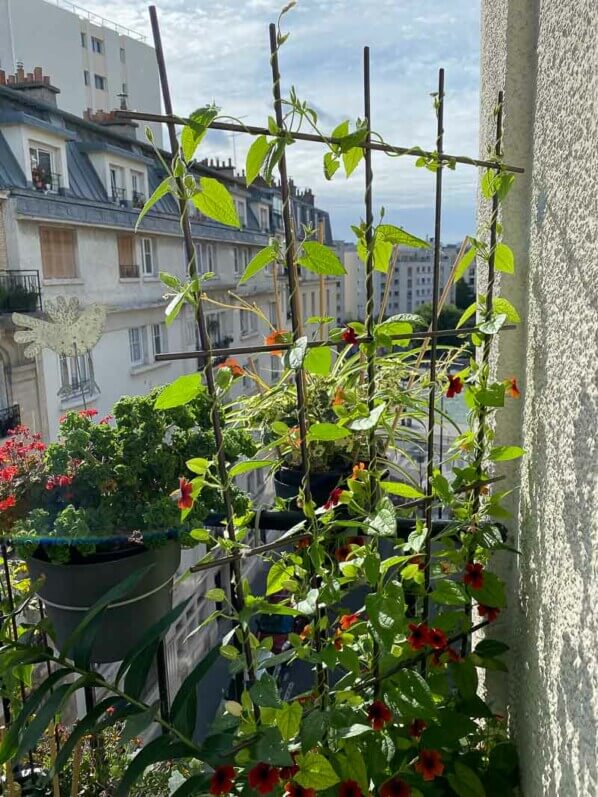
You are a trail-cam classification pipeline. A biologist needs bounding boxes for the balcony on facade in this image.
[0,271,42,313]
[31,166,61,194]
[132,190,146,209]
[119,263,141,279]
[0,404,21,437]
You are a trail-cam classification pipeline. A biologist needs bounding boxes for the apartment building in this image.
[0,0,162,145]
[338,238,460,321]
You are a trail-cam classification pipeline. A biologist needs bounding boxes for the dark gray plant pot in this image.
[26,540,181,664]
[274,466,347,507]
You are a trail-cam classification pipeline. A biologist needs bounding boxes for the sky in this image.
[83,0,481,244]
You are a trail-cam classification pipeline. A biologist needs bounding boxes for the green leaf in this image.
[192,177,240,228]
[475,639,509,658]
[229,459,276,477]
[494,243,514,273]
[342,147,363,177]
[219,645,239,660]
[451,658,479,700]
[365,584,405,646]
[454,242,476,282]
[187,457,209,475]
[239,246,277,284]
[300,710,328,751]
[171,646,220,736]
[160,271,181,290]
[296,751,340,791]
[136,177,171,229]
[181,106,218,161]
[481,169,495,200]
[324,152,340,180]
[206,588,225,602]
[369,497,396,538]
[347,402,385,431]
[16,681,83,761]
[267,561,295,596]
[430,579,469,606]
[275,701,302,740]
[155,373,203,410]
[287,336,308,370]
[307,422,351,442]
[380,481,423,499]
[377,223,430,249]
[489,741,518,773]
[116,737,194,797]
[493,297,520,323]
[447,762,486,797]
[495,172,515,201]
[489,445,525,462]
[121,705,157,745]
[170,775,212,797]
[298,242,346,276]
[392,669,437,719]
[457,301,478,329]
[304,346,332,376]
[250,674,282,708]
[246,135,272,185]
[338,742,368,794]
[479,313,507,335]
[48,697,120,778]
[470,571,506,608]
[357,235,393,274]
[476,383,505,407]
[254,726,294,766]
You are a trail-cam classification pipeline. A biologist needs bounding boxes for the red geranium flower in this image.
[0,495,16,512]
[335,544,352,563]
[341,326,358,345]
[338,780,363,797]
[414,749,444,781]
[408,718,427,738]
[248,763,280,795]
[176,477,193,510]
[407,622,430,650]
[446,375,463,398]
[427,627,448,650]
[463,561,485,589]
[339,612,360,631]
[478,604,500,622]
[505,377,521,398]
[367,700,393,731]
[284,784,315,797]
[333,628,344,650]
[380,777,412,797]
[323,487,343,511]
[210,765,236,796]
[78,408,98,418]
[0,466,18,482]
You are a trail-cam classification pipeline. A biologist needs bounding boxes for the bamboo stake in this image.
[48,723,61,797]
[318,220,326,339]
[0,728,17,797]
[70,738,83,797]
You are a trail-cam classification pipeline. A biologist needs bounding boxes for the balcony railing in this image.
[31,167,61,193]
[119,263,140,279]
[111,187,127,205]
[0,270,42,313]
[0,404,21,437]
[132,190,146,209]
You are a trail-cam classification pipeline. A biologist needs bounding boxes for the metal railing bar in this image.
[114,109,524,174]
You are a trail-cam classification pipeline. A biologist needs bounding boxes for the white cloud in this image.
[82,0,481,241]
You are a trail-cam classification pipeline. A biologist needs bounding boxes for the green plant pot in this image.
[26,540,181,663]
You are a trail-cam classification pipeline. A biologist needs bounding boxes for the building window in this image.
[120,47,126,63]
[39,227,76,279]
[234,199,246,226]
[141,238,154,275]
[109,166,126,202]
[240,310,257,337]
[30,144,58,191]
[261,207,269,230]
[117,234,138,278]
[91,36,104,54]
[131,170,145,207]
[59,352,94,399]
[152,323,167,357]
[81,32,87,48]
[83,70,90,86]
[129,327,147,366]
[94,74,106,91]
[233,247,249,277]
[199,243,215,274]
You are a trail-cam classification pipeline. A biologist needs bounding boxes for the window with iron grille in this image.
[152,323,167,358]
[240,310,258,337]
[142,238,155,275]
[129,327,148,366]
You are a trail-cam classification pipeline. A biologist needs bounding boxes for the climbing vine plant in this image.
[0,6,523,797]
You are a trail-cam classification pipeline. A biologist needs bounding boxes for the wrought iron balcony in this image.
[31,167,61,193]
[132,190,146,209]
[0,270,42,313]
[119,263,140,279]
[111,187,127,205]
[0,404,21,437]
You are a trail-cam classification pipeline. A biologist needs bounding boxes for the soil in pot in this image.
[26,539,181,663]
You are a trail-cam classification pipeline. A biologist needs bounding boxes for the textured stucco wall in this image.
[479,1,598,795]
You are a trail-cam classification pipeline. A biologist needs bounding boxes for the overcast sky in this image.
[84,0,481,243]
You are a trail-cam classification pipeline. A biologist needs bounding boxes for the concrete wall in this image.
[479,1,598,795]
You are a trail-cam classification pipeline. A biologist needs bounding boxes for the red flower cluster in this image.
[78,408,98,418]
[0,466,18,482]
[380,777,412,797]
[505,377,521,398]
[341,325,358,345]
[0,426,47,517]
[407,623,447,651]
[478,604,500,623]
[408,718,427,738]
[446,374,463,398]
[463,561,485,589]
[367,700,393,731]
[45,474,73,491]
[283,784,315,797]
[280,755,299,781]
[414,749,444,781]
[210,766,236,796]
[248,763,280,795]
[339,612,360,631]
[323,487,343,510]
[339,781,363,797]
[0,495,16,512]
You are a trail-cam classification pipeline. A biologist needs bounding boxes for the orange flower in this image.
[351,462,366,479]
[288,426,302,449]
[414,750,444,781]
[220,357,244,378]
[265,329,288,356]
[505,377,521,398]
[299,624,313,641]
[332,387,345,407]
[339,612,360,631]
[333,628,344,650]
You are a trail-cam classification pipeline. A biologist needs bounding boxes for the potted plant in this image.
[0,390,254,662]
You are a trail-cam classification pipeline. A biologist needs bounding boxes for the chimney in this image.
[1,66,60,107]
[83,108,138,139]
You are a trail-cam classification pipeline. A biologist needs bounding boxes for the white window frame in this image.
[141,238,154,276]
[199,242,215,274]
[240,310,258,338]
[59,352,94,397]
[259,207,269,231]
[128,327,147,367]
[152,323,167,358]
[91,36,104,54]
[94,74,106,91]
[29,143,56,189]
[233,247,249,277]
[234,199,247,226]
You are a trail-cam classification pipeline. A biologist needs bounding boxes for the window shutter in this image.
[40,227,76,279]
